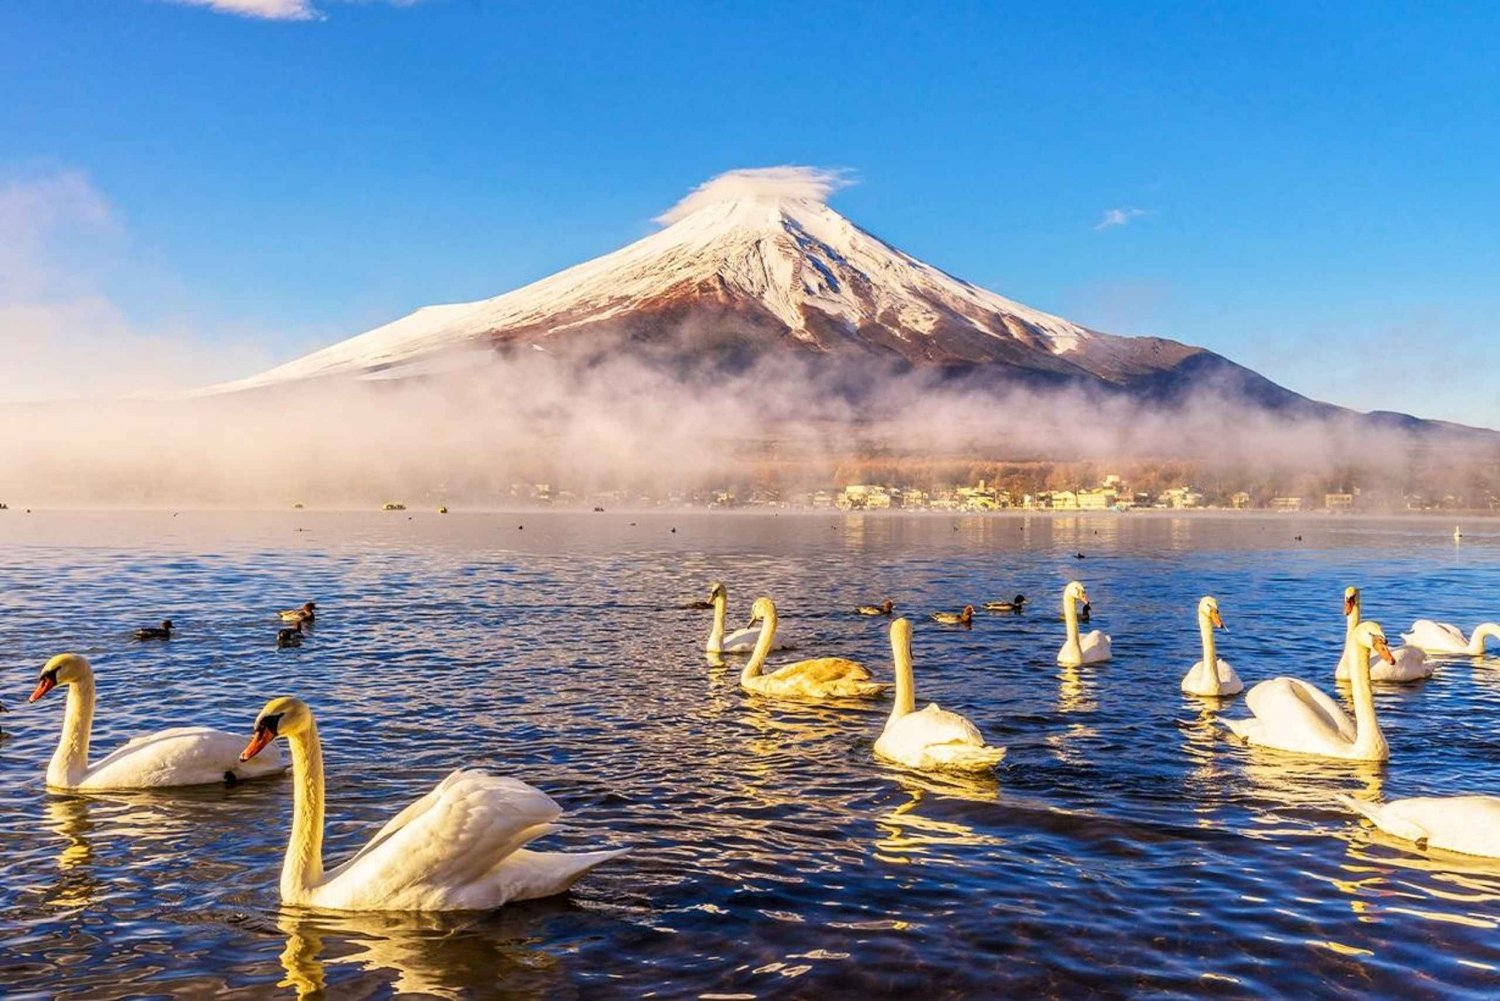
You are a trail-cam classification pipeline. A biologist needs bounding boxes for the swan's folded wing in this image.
[772,657,870,683]
[1244,678,1354,742]
[1403,620,1466,652]
[898,704,986,747]
[325,770,564,901]
[85,726,287,787]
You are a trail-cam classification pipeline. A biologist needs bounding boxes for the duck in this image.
[134,620,174,641]
[1221,621,1394,761]
[239,697,625,910]
[277,623,304,648]
[874,618,1007,773]
[1338,793,1500,858]
[1400,619,1500,657]
[705,581,793,654]
[1057,582,1111,666]
[1180,596,1244,697]
[737,597,889,700]
[931,605,974,627]
[857,599,896,616]
[983,594,1027,613]
[27,653,288,789]
[1337,587,1430,682]
[279,602,316,624]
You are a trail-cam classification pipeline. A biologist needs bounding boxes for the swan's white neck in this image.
[706,592,727,654]
[1197,611,1220,696]
[1062,592,1083,657]
[49,674,96,787]
[741,609,777,685]
[283,721,327,903]
[889,632,916,725]
[1348,641,1386,759]
[1468,623,1500,655]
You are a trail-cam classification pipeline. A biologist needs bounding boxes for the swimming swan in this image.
[1057,581,1111,666]
[1400,619,1500,657]
[738,597,889,700]
[28,653,288,790]
[874,618,1007,773]
[1338,793,1500,857]
[1222,620,1394,761]
[705,582,792,654]
[1338,587,1430,682]
[1180,596,1243,697]
[239,696,626,911]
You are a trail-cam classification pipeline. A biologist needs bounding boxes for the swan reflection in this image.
[871,780,1002,865]
[276,908,566,1000]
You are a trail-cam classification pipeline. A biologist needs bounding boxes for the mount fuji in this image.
[204,168,1478,437]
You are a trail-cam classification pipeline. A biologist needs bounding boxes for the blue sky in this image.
[2,1,1496,423]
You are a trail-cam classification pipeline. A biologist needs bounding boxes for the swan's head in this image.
[745,596,777,627]
[29,653,92,702]
[1343,586,1360,616]
[1064,581,1088,605]
[1352,621,1395,664]
[890,616,913,652]
[1198,596,1224,628]
[707,581,726,601]
[241,696,312,761]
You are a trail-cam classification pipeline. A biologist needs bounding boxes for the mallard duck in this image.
[931,605,974,627]
[134,620,174,641]
[983,594,1027,613]
[277,624,304,648]
[279,602,316,623]
[856,599,896,616]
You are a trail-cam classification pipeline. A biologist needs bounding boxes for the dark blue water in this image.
[2,510,1499,999]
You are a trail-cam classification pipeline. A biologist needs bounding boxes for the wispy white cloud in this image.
[0,168,274,402]
[1094,206,1154,231]
[162,0,427,22]
[656,166,854,224]
[167,0,320,20]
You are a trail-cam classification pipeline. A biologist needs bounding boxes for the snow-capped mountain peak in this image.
[209,167,1195,393]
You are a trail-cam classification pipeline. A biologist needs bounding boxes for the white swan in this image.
[1222,621,1394,761]
[738,597,889,700]
[705,581,793,654]
[1338,794,1500,858]
[239,697,626,911]
[1400,619,1500,656]
[1180,596,1243,697]
[27,653,288,790]
[874,618,1006,773]
[1057,581,1111,666]
[1337,587,1431,682]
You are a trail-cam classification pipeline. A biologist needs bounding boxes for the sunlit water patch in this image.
[2,510,1500,997]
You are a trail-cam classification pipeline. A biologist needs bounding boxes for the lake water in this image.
[2,510,1499,998]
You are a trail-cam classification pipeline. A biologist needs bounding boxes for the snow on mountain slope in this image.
[208,168,1205,394]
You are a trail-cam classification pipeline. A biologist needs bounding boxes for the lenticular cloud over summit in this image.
[654,165,854,224]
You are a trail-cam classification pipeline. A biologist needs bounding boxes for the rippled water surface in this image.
[3,510,1500,998]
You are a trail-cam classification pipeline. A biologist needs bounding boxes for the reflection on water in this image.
[2,509,1500,995]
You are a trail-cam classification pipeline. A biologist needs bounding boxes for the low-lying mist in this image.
[1,347,1495,508]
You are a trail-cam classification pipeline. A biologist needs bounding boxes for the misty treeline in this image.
[2,347,1497,508]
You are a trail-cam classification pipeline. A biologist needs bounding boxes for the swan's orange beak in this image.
[1343,595,1357,615]
[240,724,276,762]
[29,675,56,702]
[1209,608,1225,629]
[1373,636,1395,665]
